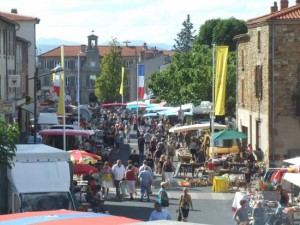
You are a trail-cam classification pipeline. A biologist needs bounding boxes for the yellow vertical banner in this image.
[57,45,65,115]
[214,46,229,116]
[119,67,124,95]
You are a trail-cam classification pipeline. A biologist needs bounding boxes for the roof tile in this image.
[247,4,300,25]
[0,11,40,23]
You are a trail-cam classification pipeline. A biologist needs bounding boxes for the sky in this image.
[2,0,282,47]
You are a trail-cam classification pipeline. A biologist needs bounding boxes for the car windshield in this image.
[20,192,74,212]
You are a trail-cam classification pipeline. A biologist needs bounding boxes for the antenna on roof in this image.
[123,40,131,47]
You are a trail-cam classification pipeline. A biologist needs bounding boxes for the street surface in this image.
[104,131,236,225]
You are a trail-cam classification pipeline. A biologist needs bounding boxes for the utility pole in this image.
[33,68,38,144]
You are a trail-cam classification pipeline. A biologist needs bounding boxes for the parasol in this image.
[73,163,98,175]
[0,209,140,225]
[68,150,101,164]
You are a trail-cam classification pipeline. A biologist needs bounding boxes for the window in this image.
[241,78,245,106]
[257,30,261,53]
[255,65,263,100]
[44,61,49,69]
[241,50,245,71]
[89,75,96,87]
[3,30,6,55]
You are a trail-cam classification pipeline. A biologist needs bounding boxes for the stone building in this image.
[234,0,300,166]
[0,10,39,128]
[38,35,173,105]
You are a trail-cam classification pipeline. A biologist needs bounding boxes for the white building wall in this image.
[15,21,37,97]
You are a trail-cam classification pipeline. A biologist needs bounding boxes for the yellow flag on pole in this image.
[214,46,229,116]
[119,67,124,95]
[57,46,65,115]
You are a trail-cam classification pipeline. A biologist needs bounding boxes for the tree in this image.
[195,17,247,51]
[94,38,123,103]
[0,122,19,169]
[173,14,196,52]
[148,44,237,116]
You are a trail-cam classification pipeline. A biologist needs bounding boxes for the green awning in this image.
[212,129,247,140]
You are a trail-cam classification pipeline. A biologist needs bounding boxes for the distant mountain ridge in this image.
[36,38,173,55]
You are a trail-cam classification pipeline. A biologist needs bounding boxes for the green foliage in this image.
[0,122,19,169]
[173,14,196,52]
[94,38,123,103]
[195,17,247,51]
[147,44,237,117]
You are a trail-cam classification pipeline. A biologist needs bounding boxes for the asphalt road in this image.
[104,132,236,225]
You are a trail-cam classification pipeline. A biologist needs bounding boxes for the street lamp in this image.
[77,52,82,128]
[30,66,64,144]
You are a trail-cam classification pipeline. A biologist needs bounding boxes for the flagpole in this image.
[136,63,139,130]
[77,53,80,128]
[60,45,66,151]
[211,44,216,160]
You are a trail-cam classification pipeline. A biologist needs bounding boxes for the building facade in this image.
[235,0,300,166]
[38,35,174,105]
[0,10,38,125]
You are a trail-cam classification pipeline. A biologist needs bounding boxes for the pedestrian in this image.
[233,199,249,225]
[275,184,289,215]
[189,137,198,161]
[145,154,155,173]
[128,149,140,166]
[148,201,171,221]
[112,160,125,199]
[144,130,152,153]
[244,161,252,193]
[168,141,175,162]
[178,187,193,222]
[100,161,114,199]
[252,201,265,225]
[138,166,152,202]
[125,165,136,201]
[124,123,131,143]
[158,182,169,208]
[162,156,175,186]
[139,159,153,175]
[137,133,145,158]
[149,136,157,158]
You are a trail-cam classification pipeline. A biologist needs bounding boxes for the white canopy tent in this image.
[168,122,227,133]
[283,156,300,165]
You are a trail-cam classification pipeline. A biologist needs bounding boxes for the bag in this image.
[177,209,182,221]
[161,199,169,207]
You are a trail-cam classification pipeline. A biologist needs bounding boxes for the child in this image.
[119,178,127,201]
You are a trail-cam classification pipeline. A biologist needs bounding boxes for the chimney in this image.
[280,0,289,9]
[297,0,300,5]
[11,8,18,14]
[271,2,278,13]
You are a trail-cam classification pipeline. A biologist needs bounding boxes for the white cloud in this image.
[2,0,279,45]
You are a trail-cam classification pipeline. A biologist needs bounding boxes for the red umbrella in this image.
[68,150,101,164]
[73,163,98,175]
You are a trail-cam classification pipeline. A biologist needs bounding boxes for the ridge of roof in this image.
[247,4,300,25]
[0,11,40,23]
[39,45,173,57]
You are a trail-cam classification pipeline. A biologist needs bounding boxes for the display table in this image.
[212,176,228,192]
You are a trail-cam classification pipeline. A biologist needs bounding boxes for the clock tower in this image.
[81,32,101,105]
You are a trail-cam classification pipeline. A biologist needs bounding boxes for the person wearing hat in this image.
[148,201,171,221]
[233,199,249,225]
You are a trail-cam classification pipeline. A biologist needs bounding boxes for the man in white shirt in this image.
[112,160,125,199]
[148,201,171,221]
